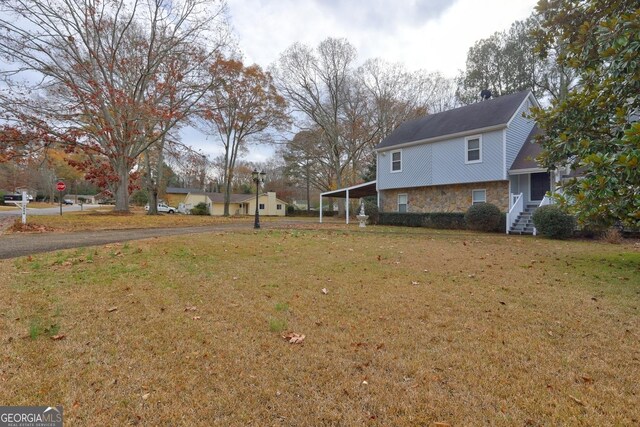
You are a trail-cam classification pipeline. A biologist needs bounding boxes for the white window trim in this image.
[397,193,408,212]
[465,135,483,164]
[390,150,402,173]
[472,189,486,204]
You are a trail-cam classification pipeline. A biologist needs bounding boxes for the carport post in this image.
[319,195,323,223]
[346,189,349,225]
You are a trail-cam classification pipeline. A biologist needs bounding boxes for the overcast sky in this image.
[188,0,539,162]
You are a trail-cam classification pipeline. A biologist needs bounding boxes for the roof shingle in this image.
[376,90,531,150]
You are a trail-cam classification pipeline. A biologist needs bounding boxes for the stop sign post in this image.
[57,181,66,215]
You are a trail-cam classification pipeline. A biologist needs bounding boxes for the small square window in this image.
[259,203,265,210]
[472,189,486,204]
[398,194,408,213]
[276,204,282,210]
[391,150,402,172]
[466,136,482,163]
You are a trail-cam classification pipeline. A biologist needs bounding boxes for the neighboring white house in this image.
[183,191,287,216]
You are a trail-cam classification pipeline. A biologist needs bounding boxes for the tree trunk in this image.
[143,151,159,215]
[114,160,130,212]
[305,161,310,213]
[223,180,231,216]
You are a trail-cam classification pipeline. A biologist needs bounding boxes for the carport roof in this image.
[320,181,377,199]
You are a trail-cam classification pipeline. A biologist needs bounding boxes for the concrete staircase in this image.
[509,204,538,235]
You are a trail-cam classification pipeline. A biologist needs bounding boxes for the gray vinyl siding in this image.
[377,129,505,190]
[505,97,535,170]
[377,144,432,190]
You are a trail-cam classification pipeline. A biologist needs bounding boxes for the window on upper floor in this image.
[465,135,482,164]
[398,193,408,212]
[391,150,402,172]
[472,189,486,205]
[259,203,265,210]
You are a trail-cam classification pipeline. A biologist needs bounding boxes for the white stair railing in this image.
[539,194,553,207]
[507,193,524,233]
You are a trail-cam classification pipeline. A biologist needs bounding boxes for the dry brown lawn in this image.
[7,208,265,232]
[0,226,638,426]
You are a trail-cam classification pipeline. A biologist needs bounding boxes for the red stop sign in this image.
[56,181,66,191]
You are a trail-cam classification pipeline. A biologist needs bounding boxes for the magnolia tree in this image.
[533,0,640,228]
[0,0,230,211]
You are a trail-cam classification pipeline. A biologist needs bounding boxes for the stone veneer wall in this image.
[380,181,509,213]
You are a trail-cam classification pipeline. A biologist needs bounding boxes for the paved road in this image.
[0,220,323,260]
[0,204,104,217]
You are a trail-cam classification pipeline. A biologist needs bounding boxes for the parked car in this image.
[144,202,176,214]
[63,199,73,205]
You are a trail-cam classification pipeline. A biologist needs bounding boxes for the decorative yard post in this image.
[20,191,28,224]
[252,169,266,229]
[356,201,369,228]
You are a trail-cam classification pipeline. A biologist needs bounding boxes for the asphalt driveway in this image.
[0,220,316,260]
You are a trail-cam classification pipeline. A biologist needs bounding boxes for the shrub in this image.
[191,202,209,215]
[465,203,502,232]
[532,205,576,239]
[286,205,295,215]
[377,212,466,229]
[362,198,379,225]
[601,228,622,244]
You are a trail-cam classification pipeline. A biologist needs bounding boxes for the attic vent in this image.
[480,89,492,100]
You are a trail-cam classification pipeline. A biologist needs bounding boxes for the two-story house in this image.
[375,90,548,234]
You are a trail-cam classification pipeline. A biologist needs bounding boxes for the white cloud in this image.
[226,0,537,75]
[184,0,538,161]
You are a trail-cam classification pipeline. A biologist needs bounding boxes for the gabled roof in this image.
[166,187,201,194]
[189,192,253,203]
[376,90,532,150]
[188,191,287,204]
[510,126,544,171]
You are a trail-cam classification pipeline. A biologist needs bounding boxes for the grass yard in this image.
[8,208,269,232]
[0,227,638,425]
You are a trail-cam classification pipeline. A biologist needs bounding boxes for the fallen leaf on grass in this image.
[142,393,150,400]
[411,281,419,285]
[184,306,197,312]
[107,307,118,312]
[282,332,305,344]
[433,423,451,427]
[192,316,201,320]
[321,288,328,295]
[569,395,584,406]
[50,334,66,340]
[581,376,593,384]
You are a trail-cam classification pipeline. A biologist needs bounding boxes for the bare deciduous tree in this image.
[196,56,289,216]
[0,0,230,211]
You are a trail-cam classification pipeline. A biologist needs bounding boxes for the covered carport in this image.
[319,181,377,224]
